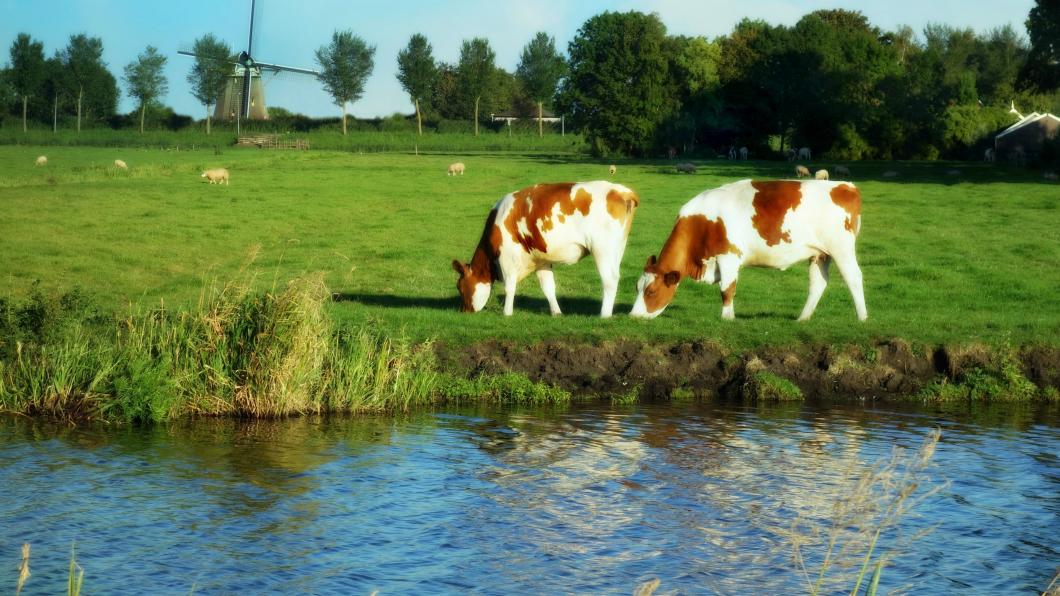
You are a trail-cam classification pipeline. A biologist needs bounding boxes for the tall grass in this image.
[0,272,567,421]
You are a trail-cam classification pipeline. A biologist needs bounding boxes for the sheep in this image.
[794,165,810,178]
[608,164,617,176]
[815,169,829,180]
[798,147,811,160]
[1045,171,1058,181]
[834,165,851,177]
[201,168,230,185]
[675,162,697,174]
[114,159,128,170]
[882,170,899,178]
[739,146,748,160]
[447,162,465,176]
[35,155,47,166]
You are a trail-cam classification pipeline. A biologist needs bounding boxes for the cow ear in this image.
[645,255,658,270]
[663,271,681,286]
[451,260,467,275]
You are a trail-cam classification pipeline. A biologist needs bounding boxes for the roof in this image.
[996,112,1060,140]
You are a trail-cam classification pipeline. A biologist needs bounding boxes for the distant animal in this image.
[447,162,466,176]
[882,170,899,178]
[201,168,229,185]
[1045,171,1058,181]
[35,155,47,166]
[798,147,812,160]
[727,146,737,160]
[834,165,851,177]
[675,162,697,174]
[946,169,961,176]
[452,181,639,317]
[795,165,810,178]
[630,179,866,321]
[984,148,995,163]
[815,169,829,180]
[609,164,617,176]
[114,159,127,169]
[739,146,748,160]
[786,148,796,162]
[667,146,677,160]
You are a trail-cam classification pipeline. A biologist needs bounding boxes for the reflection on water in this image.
[1,400,1057,594]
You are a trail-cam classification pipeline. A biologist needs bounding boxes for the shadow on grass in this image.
[332,291,631,316]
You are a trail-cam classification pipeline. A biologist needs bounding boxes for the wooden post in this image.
[22,95,27,133]
[538,101,543,138]
[474,96,480,136]
[415,98,422,136]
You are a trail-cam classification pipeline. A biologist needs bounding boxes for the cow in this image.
[453,181,639,317]
[798,147,812,160]
[739,146,749,160]
[630,179,867,321]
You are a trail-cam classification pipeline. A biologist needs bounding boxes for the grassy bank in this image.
[1,145,1058,351]
[0,128,587,154]
[0,275,569,422]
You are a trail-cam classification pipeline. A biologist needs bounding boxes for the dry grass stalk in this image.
[16,542,30,595]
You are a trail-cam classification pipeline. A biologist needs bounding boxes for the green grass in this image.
[1,144,1059,351]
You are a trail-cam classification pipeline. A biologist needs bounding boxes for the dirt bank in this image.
[437,339,1060,400]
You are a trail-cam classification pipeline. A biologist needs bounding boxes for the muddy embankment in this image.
[438,339,1060,400]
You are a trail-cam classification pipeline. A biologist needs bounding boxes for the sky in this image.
[1,0,1037,119]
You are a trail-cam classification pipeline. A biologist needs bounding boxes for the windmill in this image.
[178,0,318,122]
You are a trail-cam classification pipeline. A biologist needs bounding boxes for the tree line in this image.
[2,1,1057,159]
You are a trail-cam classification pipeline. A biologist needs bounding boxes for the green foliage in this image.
[123,46,167,133]
[396,34,438,106]
[516,32,566,106]
[8,33,45,100]
[746,370,803,401]
[185,33,232,116]
[919,348,1039,402]
[557,11,677,156]
[1020,0,1060,92]
[59,34,118,126]
[436,371,571,404]
[456,37,497,133]
[315,29,375,133]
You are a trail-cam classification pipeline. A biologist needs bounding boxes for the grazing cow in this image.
[795,165,810,178]
[667,146,677,160]
[739,146,749,160]
[798,147,812,160]
[984,148,995,163]
[834,165,851,177]
[453,181,639,317]
[882,170,900,178]
[727,146,737,160]
[630,179,867,321]
[675,162,697,174]
[786,148,797,162]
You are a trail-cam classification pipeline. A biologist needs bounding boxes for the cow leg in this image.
[797,255,831,321]
[592,250,621,318]
[502,275,518,316]
[717,256,740,320]
[536,268,562,315]
[832,250,868,321]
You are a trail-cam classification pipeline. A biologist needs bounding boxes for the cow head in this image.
[630,255,682,318]
[452,260,492,313]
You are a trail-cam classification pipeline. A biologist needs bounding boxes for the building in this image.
[994,111,1060,161]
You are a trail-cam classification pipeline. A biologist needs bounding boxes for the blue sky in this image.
[1,0,1037,119]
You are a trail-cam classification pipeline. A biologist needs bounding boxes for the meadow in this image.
[2,143,1059,353]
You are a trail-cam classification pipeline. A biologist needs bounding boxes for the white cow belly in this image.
[744,244,820,270]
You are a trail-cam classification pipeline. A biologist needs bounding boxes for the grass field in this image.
[2,144,1059,350]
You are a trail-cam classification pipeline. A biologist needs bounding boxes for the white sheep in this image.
[794,165,810,178]
[798,147,811,160]
[608,164,616,176]
[201,168,230,185]
[35,155,47,166]
[815,169,829,180]
[675,162,697,174]
[114,159,128,170]
[447,162,465,176]
[882,170,899,178]
[834,165,851,177]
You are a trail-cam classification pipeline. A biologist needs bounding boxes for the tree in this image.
[123,46,168,133]
[556,11,677,155]
[40,56,65,132]
[456,38,496,135]
[1020,0,1060,92]
[186,33,232,135]
[8,33,45,133]
[396,34,437,135]
[516,32,566,137]
[59,34,116,132]
[315,30,375,135]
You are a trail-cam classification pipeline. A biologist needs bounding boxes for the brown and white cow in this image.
[630,179,866,321]
[453,181,639,317]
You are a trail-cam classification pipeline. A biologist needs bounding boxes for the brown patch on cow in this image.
[721,281,737,306]
[455,208,501,312]
[830,183,861,235]
[504,183,595,254]
[751,181,803,246]
[605,189,639,221]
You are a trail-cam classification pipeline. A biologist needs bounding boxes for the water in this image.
[1,400,1057,594]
